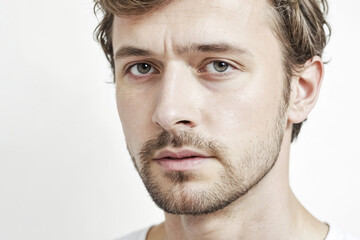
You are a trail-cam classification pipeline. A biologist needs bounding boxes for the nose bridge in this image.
[152,61,200,131]
[161,62,189,104]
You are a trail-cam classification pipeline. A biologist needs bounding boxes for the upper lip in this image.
[153,149,211,160]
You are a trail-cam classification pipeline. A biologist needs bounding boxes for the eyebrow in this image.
[114,42,253,59]
[176,43,254,56]
[114,46,153,59]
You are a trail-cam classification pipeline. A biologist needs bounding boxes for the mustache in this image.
[138,130,226,162]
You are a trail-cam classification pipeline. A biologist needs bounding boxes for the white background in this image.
[0,0,359,239]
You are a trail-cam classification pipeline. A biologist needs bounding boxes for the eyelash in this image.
[123,60,241,80]
[123,62,159,80]
[199,60,239,76]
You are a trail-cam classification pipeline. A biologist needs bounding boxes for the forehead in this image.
[112,0,275,55]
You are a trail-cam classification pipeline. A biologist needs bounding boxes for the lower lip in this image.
[155,157,209,171]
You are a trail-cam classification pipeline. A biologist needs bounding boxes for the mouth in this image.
[153,149,213,171]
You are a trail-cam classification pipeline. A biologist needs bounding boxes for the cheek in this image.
[116,88,154,156]
[208,94,260,141]
[206,77,283,144]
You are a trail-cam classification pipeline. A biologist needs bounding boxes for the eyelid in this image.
[123,60,161,75]
[198,58,244,73]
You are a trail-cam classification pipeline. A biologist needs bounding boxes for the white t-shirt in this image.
[118,225,359,240]
[325,227,360,240]
[118,226,151,240]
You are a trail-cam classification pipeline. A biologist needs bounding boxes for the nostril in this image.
[176,120,192,125]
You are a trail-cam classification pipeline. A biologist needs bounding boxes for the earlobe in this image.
[287,56,324,124]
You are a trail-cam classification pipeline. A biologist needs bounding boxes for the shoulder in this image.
[116,226,152,240]
[326,226,360,240]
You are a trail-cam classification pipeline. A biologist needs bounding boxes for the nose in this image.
[152,63,202,133]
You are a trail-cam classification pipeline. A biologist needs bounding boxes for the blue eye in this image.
[204,61,234,73]
[129,63,156,75]
[213,61,229,72]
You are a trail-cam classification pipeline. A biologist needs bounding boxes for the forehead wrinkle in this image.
[112,0,271,61]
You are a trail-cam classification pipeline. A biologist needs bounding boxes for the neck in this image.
[148,130,328,240]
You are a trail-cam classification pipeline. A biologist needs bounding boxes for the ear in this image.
[287,56,324,124]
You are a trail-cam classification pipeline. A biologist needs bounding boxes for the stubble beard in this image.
[129,103,287,216]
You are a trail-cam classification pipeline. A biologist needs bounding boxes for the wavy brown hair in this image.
[93,0,331,142]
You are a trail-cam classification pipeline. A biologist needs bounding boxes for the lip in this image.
[154,150,210,160]
[153,149,212,171]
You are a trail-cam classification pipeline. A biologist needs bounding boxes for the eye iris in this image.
[137,63,151,74]
[213,61,228,72]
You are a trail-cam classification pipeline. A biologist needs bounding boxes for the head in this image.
[94,0,330,215]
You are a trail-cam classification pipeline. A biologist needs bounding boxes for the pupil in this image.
[137,63,151,74]
[214,61,228,72]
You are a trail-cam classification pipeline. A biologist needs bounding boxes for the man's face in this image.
[112,0,288,215]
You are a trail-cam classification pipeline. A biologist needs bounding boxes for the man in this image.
[94,0,358,239]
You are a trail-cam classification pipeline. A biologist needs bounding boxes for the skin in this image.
[112,0,327,239]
